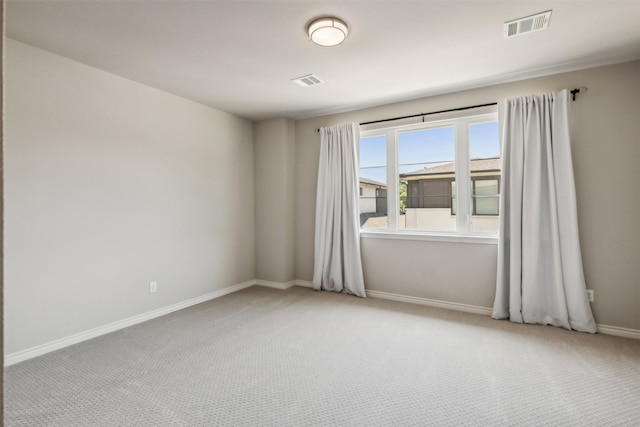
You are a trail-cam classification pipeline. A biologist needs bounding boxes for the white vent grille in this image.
[291,74,324,87]
[504,10,552,38]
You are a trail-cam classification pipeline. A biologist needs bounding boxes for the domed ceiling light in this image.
[307,17,349,47]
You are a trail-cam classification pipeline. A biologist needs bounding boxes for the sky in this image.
[360,121,499,184]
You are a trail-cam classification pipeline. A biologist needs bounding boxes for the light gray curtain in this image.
[492,90,596,333]
[313,123,366,298]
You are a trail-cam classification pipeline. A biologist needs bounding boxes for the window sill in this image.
[360,230,498,245]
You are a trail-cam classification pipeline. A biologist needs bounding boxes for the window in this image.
[359,112,500,236]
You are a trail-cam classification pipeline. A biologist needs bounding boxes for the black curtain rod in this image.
[315,102,495,132]
[359,102,497,126]
[315,87,586,132]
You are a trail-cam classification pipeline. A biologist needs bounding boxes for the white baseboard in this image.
[295,281,490,317]
[8,279,638,366]
[366,289,493,316]
[255,279,297,290]
[365,289,639,340]
[4,280,257,367]
[596,324,640,340]
[295,280,314,288]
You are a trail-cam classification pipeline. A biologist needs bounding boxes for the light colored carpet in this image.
[5,286,640,426]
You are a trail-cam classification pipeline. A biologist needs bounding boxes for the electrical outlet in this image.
[149,281,157,294]
[586,289,594,302]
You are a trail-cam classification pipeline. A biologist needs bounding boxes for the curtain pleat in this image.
[313,124,366,298]
[492,90,596,333]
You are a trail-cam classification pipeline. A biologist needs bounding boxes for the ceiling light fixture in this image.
[307,16,349,47]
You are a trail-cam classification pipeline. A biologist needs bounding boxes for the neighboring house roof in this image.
[359,177,387,188]
[400,157,501,177]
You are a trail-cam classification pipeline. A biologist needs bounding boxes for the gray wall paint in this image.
[361,238,497,308]
[295,61,640,330]
[254,118,296,283]
[5,39,255,355]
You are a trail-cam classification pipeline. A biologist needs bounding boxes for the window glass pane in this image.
[469,122,500,232]
[476,197,499,215]
[469,122,499,158]
[360,136,387,229]
[399,127,456,232]
[474,179,498,195]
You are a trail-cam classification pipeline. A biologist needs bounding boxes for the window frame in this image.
[359,112,499,243]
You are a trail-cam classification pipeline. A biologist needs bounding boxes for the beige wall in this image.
[254,118,296,283]
[5,39,256,355]
[295,60,640,330]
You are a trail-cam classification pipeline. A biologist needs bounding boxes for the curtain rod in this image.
[315,87,587,132]
[359,102,497,126]
[315,102,494,132]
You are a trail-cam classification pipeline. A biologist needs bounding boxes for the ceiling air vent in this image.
[504,10,552,38]
[291,74,324,87]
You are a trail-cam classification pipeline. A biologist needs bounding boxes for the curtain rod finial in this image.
[570,86,588,101]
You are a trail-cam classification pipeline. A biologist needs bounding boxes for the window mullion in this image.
[455,122,472,234]
[387,130,399,231]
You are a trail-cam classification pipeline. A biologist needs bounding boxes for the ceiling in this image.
[7,1,640,121]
